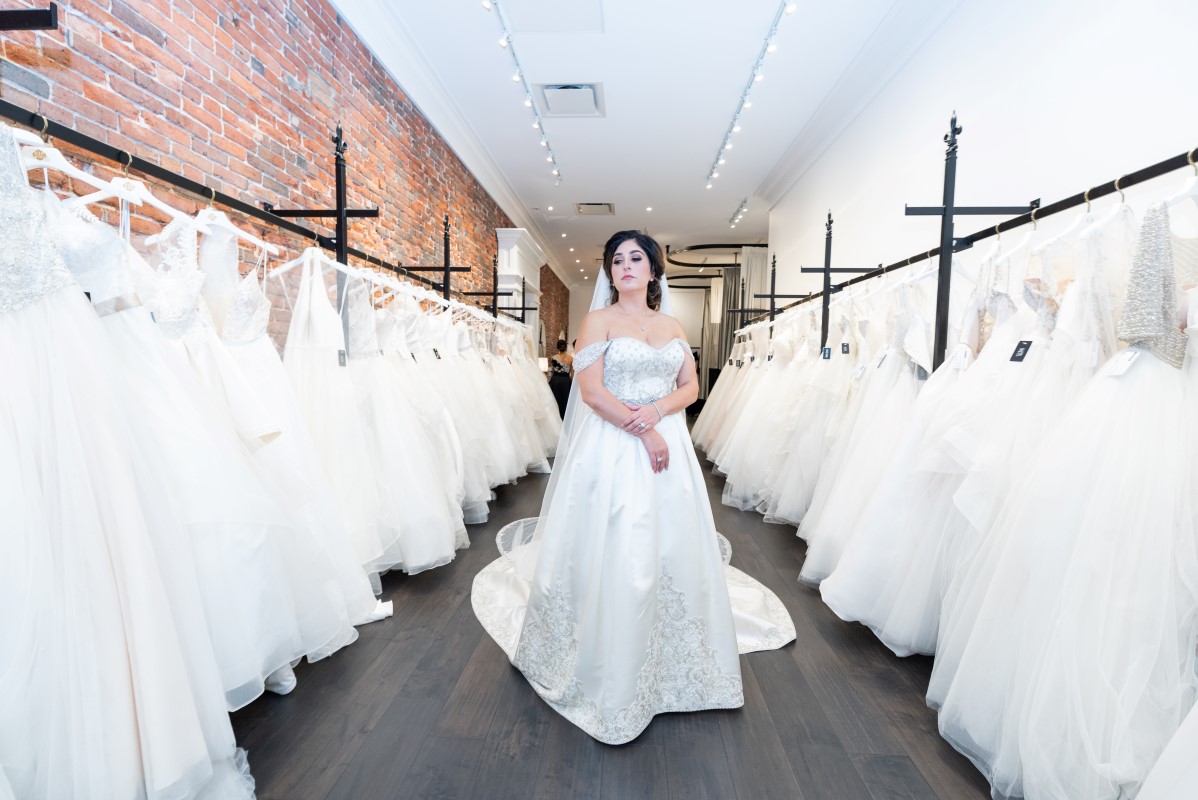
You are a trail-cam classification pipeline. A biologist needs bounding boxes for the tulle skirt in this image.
[349,353,466,573]
[227,333,384,625]
[0,286,253,799]
[930,348,1198,800]
[798,351,923,583]
[112,308,358,707]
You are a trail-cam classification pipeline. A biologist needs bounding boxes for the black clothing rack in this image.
[391,215,474,302]
[798,213,875,348]
[0,99,501,314]
[261,124,379,342]
[745,113,1195,369]
[0,3,57,30]
[459,260,519,322]
[753,256,812,325]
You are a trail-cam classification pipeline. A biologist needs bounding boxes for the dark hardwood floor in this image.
[232,448,992,800]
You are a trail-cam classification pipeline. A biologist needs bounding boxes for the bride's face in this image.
[611,239,651,298]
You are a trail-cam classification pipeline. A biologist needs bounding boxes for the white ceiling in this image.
[332,0,960,289]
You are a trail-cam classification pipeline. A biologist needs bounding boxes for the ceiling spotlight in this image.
[786,2,797,13]
[548,206,554,211]
[718,157,726,165]
[540,138,548,147]
[743,101,752,109]
[481,0,492,9]
[731,224,736,228]
[555,178,562,187]
[646,206,653,212]
[767,42,777,53]
[754,73,764,82]
[561,233,567,238]
[512,72,521,82]
[532,120,540,129]
[724,142,733,150]
[499,35,508,48]
[576,260,581,264]
[523,96,533,108]
[712,171,719,178]
[552,168,559,175]
[732,124,741,133]
[706,183,713,189]
[584,275,589,280]
[546,155,553,162]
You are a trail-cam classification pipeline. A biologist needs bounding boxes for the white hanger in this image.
[1166,152,1198,239]
[270,245,365,281]
[68,172,188,220]
[21,140,139,200]
[195,206,280,255]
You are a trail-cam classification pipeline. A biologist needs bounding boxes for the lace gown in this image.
[0,125,253,798]
[471,337,795,744]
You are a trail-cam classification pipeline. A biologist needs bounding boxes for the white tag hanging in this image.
[1102,347,1140,378]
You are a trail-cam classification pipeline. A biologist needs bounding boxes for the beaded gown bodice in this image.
[574,337,687,406]
[0,126,75,313]
[221,270,272,345]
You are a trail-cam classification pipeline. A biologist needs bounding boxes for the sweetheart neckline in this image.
[604,336,684,352]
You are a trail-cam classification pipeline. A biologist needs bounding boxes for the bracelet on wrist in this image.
[651,401,664,420]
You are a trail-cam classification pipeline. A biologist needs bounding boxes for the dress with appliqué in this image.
[471,336,795,744]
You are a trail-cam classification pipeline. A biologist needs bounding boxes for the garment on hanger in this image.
[0,123,254,800]
[199,223,387,626]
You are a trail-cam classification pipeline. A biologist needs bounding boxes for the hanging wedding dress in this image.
[691,339,744,451]
[282,249,395,573]
[471,272,795,745]
[344,277,467,571]
[931,204,1198,800]
[797,281,930,584]
[0,125,253,798]
[198,222,385,624]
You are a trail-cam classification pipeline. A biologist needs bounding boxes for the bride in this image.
[472,230,795,744]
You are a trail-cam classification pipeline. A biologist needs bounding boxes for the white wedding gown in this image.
[471,334,795,745]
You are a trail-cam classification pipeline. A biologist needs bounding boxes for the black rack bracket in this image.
[0,3,57,31]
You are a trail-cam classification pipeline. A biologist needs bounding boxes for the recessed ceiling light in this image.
[706,183,713,189]
[576,259,580,263]
[645,206,652,212]
[584,275,589,280]
[561,233,567,238]
[568,247,574,251]
[548,206,554,211]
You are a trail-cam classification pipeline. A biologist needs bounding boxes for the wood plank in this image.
[434,634,516,739]
[598,724,671,800]
[461,660,553,800]
[323,695,445,800]
[531,711,605,800]
[716,663,804,800]
[852,754,939,800]
[401,734,486,800]
[661,708,739,800]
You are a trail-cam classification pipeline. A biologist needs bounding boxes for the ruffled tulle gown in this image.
[471,336,795,744]
[198,223,385,625]
[930,204,1198,800]
[0,125,253,799]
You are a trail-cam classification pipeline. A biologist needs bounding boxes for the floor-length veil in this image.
[496,270,676,579]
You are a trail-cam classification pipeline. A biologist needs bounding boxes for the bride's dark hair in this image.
[602,230,665,310]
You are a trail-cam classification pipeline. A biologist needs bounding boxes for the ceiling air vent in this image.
[537,83,605,117]
[574,202,615,216]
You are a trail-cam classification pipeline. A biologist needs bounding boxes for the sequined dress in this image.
[471,336,795,744]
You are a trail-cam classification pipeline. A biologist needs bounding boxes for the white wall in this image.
[566,284,709,348]
[766,0,1198,297]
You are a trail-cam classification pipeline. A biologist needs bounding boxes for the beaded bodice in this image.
[1117,204,1187,368]
[0,126,76,313]
[46,197,135,304]
[574,337,686,406]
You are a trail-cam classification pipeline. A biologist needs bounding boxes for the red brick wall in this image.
[539,263,568,356]
[0,0,515,343]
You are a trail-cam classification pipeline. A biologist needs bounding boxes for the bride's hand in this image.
[621,404,659,436]
[640,430,670,473]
